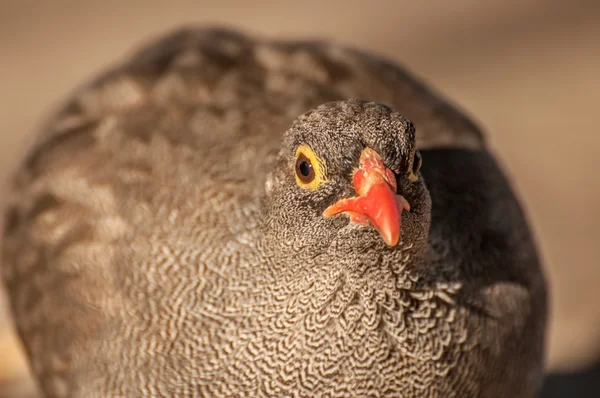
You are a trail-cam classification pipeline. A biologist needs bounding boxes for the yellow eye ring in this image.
[294,145,326,191]
[408,149,422,182]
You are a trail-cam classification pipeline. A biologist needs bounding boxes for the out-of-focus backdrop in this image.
[0,0,598,396]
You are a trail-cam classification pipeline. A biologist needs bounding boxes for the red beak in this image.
[323,148,410,246]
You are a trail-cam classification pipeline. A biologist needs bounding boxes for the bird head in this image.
[262,99,431,262]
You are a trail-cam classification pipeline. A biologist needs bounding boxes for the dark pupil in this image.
[299,161,312,177]
[413,151,422,172]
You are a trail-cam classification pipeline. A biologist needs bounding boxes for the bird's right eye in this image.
[294,145,325,191]
[295,154,315,183]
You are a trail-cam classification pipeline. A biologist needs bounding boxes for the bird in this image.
[0,27,547,397]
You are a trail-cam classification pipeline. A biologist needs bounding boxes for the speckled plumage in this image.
[1,27,546,397]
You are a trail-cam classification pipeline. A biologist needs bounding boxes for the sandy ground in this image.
[1,0,599,388]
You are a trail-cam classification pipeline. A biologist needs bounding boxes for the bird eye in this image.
[412,150,422,174]
[294,145,325,190]
[295,153,315,183]
[408,150,422,182]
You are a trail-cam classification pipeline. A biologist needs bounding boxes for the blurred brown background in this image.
[1,0,599,394]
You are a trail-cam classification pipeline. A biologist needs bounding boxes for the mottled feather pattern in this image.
[1,27,545,397]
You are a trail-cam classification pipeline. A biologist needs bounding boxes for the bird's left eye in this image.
[408,150,422,182]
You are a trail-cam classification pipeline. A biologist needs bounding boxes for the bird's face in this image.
[262,100,431,261]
